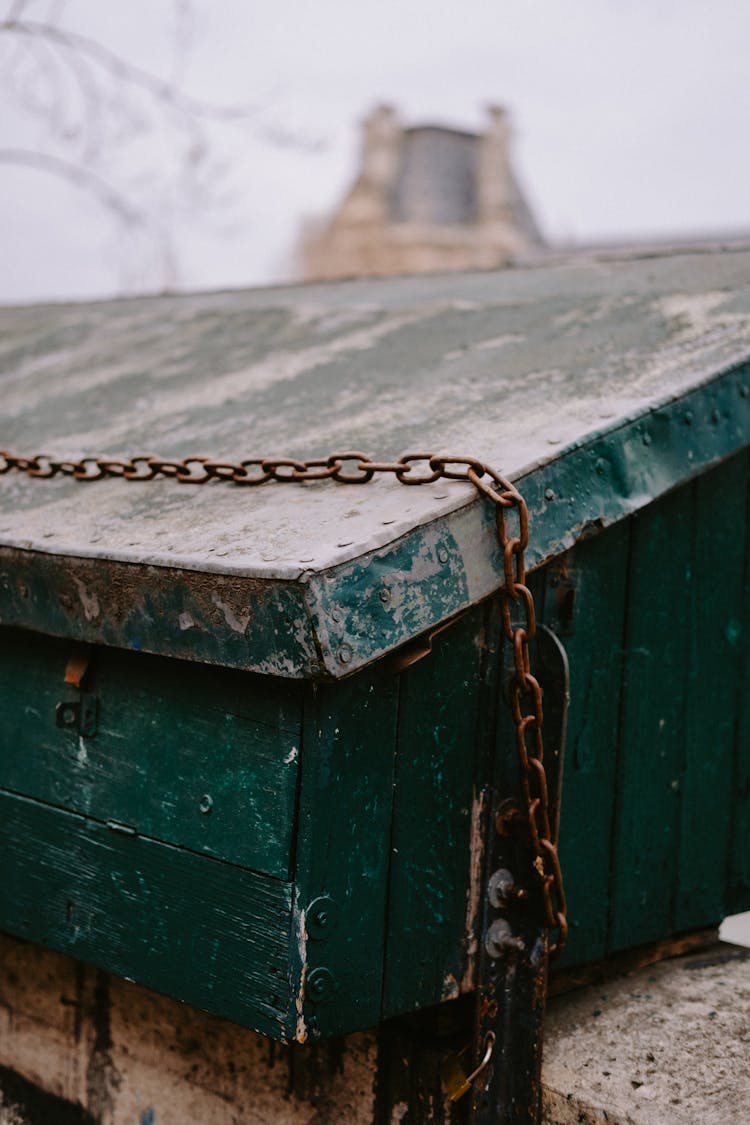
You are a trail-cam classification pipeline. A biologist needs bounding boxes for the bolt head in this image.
[306,967,335,1003]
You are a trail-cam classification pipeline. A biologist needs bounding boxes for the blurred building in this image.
[299,104,544,281]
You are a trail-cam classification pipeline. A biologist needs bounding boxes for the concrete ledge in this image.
[542,942,750,1125]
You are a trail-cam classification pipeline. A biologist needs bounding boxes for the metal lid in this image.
[2,248,750,677]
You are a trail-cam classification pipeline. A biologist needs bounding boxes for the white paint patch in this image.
[178,611,195,631]
[72,576,100,622]
[283,745,298,765]
[76,737,88,766]
[210,591,251,634]
[659,290,732,335]
[474,332,525,351]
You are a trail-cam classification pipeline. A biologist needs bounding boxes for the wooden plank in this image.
[381,606,488,1018]
[0,628,301,878]
[676,453,748,929]
[609,485,692,951]
[730,453,750,914]
[293,666,400,1039]
[0,789,294,1039]
[544,521,630,968]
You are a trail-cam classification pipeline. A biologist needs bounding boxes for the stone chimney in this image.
[298,103,544,281]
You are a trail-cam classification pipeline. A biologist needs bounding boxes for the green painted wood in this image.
[381,605,490,1018]
[293,666,400,1039]
[730,454,750,914]
[545,521,630,967]
[675,453,748,929]
[0,628,301,878]
[0,789,294,1039]
[609,486,693,951]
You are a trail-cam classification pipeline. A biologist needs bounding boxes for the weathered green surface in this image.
[729,454,750,913]
[545,522,630,966]
[2,246,750,1034]
[0,552,319,676]
[608,486,692,950]
[382,606,491,1018]
[293,666,400,1038]
[676,454,748,929]
[2,251,750,676]
[0,627,301,877]
[0,790,294,1039]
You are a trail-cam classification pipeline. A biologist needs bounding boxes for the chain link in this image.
[0,446,567,953]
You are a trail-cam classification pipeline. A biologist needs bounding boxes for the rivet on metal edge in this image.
[306,896,338,940]
[306,967,336,1003]
[199,794,213,815]
[544,488,555,501]
[338,644,353,664]
[437,547,449,564]
[379,588,391,603]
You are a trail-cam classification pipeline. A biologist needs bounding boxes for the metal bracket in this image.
[55,692,98,738]
[470,625,569,1124]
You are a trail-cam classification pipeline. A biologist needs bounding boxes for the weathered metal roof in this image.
[2,248,750,677]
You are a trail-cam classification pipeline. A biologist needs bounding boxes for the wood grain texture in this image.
[382,605,489,1018]
[676,452,748,929]
[0,790,294,1039]
[0,628,301,878]
[609,485,692,951]
[546,524,630,967]
[293,666,400,1039]
[730,453,750,913]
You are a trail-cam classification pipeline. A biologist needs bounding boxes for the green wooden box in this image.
[1,250,750,1041]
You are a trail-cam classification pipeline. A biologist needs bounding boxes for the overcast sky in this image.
[1,0,749,304]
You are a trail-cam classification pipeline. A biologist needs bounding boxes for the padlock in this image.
[441,1031,495,1102]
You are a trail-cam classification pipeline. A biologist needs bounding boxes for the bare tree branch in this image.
[2,18,264,126]
[0,147,144,224]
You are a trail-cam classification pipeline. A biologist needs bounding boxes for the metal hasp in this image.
[472,626,569,1124]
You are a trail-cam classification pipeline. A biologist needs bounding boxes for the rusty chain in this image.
[0,446,567,954]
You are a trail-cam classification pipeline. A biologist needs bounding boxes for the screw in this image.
[544,488,555,502]
[488,867,525,908]
[684,411,693,426]
[199,794,213,815]
[642,432,652,446]
[338,644,352,664]
[313,909,328,928]
[485,919,523,959]
[379,588,391,604]
[437,547,449,564]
